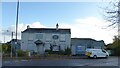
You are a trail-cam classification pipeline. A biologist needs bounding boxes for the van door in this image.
[97,50,102,57]
[98,50,106,57]
[99,50,104,57]
[102,50,107,57]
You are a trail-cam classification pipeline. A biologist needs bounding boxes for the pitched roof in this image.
[22,28,71,34]
[34,40,44,45]
[71,38,105,43]
[71,38,96,41]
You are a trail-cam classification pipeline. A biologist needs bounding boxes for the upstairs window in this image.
[46,34,51,42]
[28,34,33,41]
[36,33,43,40]
[60,34,66,41]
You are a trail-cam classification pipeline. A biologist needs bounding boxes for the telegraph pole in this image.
[16,0,19,42]
[15,0,19,58]
[10,32,14,58]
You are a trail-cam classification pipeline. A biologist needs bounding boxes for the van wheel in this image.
[93,55,97,59]
[88,56,91,58]
[106,55,108,58]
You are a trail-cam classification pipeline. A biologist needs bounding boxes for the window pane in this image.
[60,35,65,41]
[28,34,33,40]
[36,34,43,39]
[46,34,51,41]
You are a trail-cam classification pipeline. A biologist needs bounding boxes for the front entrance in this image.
[34,40,45,54]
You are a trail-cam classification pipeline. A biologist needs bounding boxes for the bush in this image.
[17,50,29,57]
[45,49,53,54]
[45,47,72,56]
[2,43,11,53]
[106,36,120,56]
[45,49,64,55]
[0,45,2,52]
[64,47,71,56]
[113,46,120,56]
[58,50,65,55]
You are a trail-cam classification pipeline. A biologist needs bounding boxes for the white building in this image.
[21,24,71,54]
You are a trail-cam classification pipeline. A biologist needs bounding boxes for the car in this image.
[85,49,109,59]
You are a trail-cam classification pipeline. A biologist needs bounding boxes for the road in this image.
[2,56,119,67]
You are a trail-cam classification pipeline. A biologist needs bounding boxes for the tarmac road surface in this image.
[2,56,119,66]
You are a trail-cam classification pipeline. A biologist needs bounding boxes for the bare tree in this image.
[103,0,120,39]
[104,0,120,29]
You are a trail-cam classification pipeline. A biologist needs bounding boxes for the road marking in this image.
[21,60,28,61]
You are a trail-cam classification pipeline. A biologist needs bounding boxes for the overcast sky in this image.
[0,1,118,44]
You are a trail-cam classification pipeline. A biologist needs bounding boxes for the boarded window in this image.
[36,33,43,40]
[60,34,66,41]
[46,34,51,41]
[28,44,34,51]
[28,34,33,40]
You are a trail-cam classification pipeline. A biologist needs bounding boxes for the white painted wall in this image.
[71,45,76,55]
[21,31,71,54]
[21,33,28,51]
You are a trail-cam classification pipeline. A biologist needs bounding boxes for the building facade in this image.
[71,38,105,55]
[21,24,71,54]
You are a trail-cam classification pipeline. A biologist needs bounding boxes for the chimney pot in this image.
[27,25,30,29]
[56,23,59,30]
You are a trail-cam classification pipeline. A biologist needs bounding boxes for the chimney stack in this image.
[56,23,59,30]
[27,25,30,29]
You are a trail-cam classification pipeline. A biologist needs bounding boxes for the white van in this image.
[85,49,109,59]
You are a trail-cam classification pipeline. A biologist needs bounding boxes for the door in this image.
[98,50,106,57]
[101,50,107,57]
[96,50,103,57]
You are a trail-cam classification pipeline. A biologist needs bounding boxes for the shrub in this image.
[45,49,53,54]
[58,50,65,55]
[17,50,29,57]
[45,47,72,56]
[64,47,71,56]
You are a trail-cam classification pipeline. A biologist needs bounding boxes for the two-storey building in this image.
[21,24,71,54]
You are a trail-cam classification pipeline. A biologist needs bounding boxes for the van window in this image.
[102,50,106,53]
